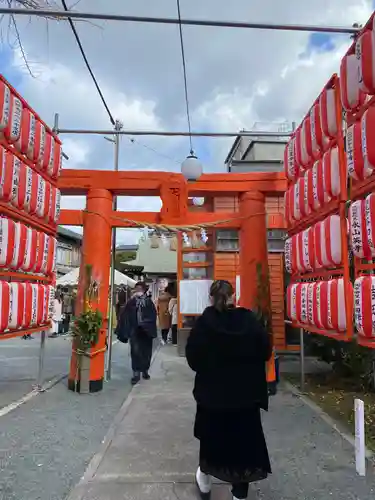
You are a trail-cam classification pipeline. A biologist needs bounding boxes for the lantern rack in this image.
[0,74,62,343]
[291,267,345,282]
[0,270,53,283]
[288,198,340,236]
[0,75,61,143]
[0,139,59,190]
[0,202,57,236]
[290,322,350,342]
[0,323,51,341]
[342,35,375,347]
[285,74,353,342]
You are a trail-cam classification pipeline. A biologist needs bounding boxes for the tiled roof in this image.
[123,237,177,274]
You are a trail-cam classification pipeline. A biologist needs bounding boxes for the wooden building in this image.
[177,194,296,353]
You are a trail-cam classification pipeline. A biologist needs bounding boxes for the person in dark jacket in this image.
[116,282,157,385]
[185,280,272,500]
[115,285,127,321]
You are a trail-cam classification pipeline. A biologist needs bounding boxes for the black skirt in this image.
[194,405,271,484]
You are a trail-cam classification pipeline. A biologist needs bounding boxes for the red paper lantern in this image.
[346,121,370,181]
[327,278,348,331]
[30,283,39,327]
[10,221,27,270]
[286,283,298,322]
[33,119,46,167]
[284,237,292,273]
[354,276,375,338]
[33,231,49,274]
[340,53,366,111]
[296,283,309,324]
[21,227,38,272]
[284,137,299,181]
[322,215,343,267]
[296,228,315,272]
[0,147,17,203]
[319,88,337,139]
[300,116,313,168]
[349,199,373,259]
[0,217,15,268]
[0,281,10,332]
[18,107,36,160]
[323,146,341,198]
[310,101,328,156]
[356,29,375,95]
[8,282,25,330]
[23,167,38,215]
[365,193,375,254]
[361,105,375,173]
[45,236,57,276]
[0,81,11,139]
[2,91,22,145]
[294,127,303,168]
[22,283,33,328]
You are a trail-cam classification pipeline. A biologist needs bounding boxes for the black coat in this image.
[116,294,157,342]
[185,306,272,411]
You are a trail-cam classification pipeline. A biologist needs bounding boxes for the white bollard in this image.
[354,398,366,476]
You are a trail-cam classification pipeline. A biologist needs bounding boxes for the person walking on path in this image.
[167,282,178,345]
[50,293,63,338]
[157,288,172,345]
[116,281,157,385]
[186,280,272,500]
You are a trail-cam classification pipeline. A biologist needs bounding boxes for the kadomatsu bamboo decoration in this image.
[71,264,103,393]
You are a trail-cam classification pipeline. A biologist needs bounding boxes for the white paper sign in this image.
[355,398,366,476]
[236,275,241,305]
[179,280,212,314]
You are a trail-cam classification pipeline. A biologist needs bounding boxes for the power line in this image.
[60,1,180,165]
[0,7,360,34]
[60,0,115,126]
[128,138,180,165]
[176,0,193,154]
[56,128,292,138]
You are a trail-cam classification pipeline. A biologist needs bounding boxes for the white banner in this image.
[179,280,212,315]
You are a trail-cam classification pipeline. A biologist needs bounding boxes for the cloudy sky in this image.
[1,0,374,243]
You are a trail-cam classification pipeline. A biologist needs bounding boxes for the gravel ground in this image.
[0,341,139,500]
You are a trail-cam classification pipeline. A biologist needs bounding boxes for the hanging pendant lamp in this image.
[181,151,203,181]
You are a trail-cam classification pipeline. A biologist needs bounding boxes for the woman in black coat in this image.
[185,280,272,500]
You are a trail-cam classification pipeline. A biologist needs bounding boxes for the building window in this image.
[182,267,213,280]
[216,230,239,252]
[267,229,287,253]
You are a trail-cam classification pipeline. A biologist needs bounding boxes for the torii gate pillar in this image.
[239,191,268,309]
[68,189,113,393]
[239,191,276,391]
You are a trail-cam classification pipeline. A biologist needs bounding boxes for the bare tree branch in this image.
[0,0,99,78]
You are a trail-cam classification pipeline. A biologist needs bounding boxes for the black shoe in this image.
[142,372,150,380]
[131,373,140,385]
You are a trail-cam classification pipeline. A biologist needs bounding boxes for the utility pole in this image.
[105,119,123,380]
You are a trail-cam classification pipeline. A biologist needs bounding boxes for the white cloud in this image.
[4,0,373,243]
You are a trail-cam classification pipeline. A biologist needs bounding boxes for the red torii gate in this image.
[58,169,287,392]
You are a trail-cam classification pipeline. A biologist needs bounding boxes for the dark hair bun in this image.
[209,280,234,311]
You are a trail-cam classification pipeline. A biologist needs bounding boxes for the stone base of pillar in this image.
[67,378,104,393]
[177,328,190,357]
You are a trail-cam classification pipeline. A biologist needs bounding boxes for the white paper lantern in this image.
[181,153,203,181]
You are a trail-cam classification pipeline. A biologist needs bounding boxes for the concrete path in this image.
[67,346,375,500]
[0,341,134,500]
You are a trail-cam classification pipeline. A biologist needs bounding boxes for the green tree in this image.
[114,251,137,272]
